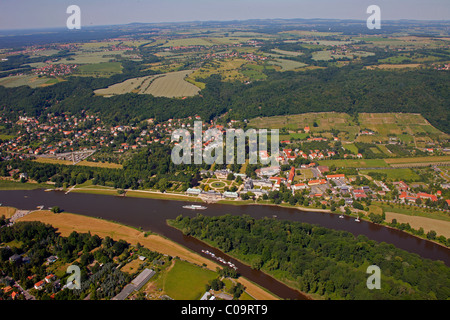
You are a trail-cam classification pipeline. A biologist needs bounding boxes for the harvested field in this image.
[94,70,200,98]
[140,70,200,98]
[385,211,450,238]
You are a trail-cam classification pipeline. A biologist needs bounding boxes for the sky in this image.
[0,0,448,30]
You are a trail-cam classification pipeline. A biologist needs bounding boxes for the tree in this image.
[51,206,61,213]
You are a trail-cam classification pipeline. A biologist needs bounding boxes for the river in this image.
[1,189,449,300]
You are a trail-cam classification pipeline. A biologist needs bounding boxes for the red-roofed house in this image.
[417,193,438,202]
[34,280,45,290]
[287,167,295,184]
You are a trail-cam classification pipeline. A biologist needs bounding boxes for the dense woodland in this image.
[170,214,450,300]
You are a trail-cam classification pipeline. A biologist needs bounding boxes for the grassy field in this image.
[271,49,303,57]
[0,206,17,218]
[343,143,359,154]
[0,180,53,190]
[360,168,421,181]
[248,112,358,134]
[141,70,200,98]
[94,75,160,96]
[0,75,60,88]
[95,70,200,98]
[267,59,307,71]
[34,158,123,169]
[162,259,217,300]
[188,58,248,84]
[318,159,388,168]
[384,156,450,164]
[75,62,123,77]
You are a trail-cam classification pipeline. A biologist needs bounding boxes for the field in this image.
[188,58,248,84]
[34,158,123,169]
[0,179,53,190]
[94,70,200,98]
[0,206,16,218]
[75,62,123,77]
[0,75,61,88]
[249,112,360,139]
[384,211,450,238]
[360,168,421,182]
[161,259,217,300]
[141,70,200,98]
[249,112,448,146]
[318,159,388,168]
[343,143,359,154]
[312,50,374,61]
[384,156,450,165]
[267,59,307,71]
[271,49,303,57]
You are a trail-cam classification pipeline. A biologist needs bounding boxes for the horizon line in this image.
[1,17,450,32]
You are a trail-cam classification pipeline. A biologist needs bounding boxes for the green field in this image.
[75,62,123,77]
[0,180,54,190]
[360,168,421,181]
[0,75,57,88]
[268,59,307,71]
[162,260,217,300]
[343,143,359,154]
[318,159,388,168]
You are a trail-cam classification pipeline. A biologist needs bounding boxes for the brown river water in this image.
[0,189,449,300]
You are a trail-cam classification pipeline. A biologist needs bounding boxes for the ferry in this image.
[182,205,207,210]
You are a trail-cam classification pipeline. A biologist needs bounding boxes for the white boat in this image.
[182,205,207,210]
[355,218,361,222]
[339,215,344,219]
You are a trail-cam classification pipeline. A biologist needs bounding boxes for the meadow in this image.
[75,62,123,77]
[0,75,60,88]
[94,70,200,98]
[360,168,421,181]
[161,259,217,300]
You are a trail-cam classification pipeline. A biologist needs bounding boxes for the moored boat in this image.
[182,204,207,210]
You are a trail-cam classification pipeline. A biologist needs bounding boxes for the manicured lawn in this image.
[163,260,217,300]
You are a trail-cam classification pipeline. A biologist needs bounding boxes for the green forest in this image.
[0,65,449,134]
[169,214,450,300]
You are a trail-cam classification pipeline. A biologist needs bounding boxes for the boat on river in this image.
[182,204,207,210]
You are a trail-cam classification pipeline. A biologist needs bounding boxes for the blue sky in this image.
[0,0,448,30]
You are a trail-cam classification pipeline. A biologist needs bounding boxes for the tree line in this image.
[170,214,450,300]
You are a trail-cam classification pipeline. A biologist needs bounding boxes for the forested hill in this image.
[0,67,449,134]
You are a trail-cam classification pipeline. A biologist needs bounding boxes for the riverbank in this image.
[4,181,449,247]
[14,208,279,300]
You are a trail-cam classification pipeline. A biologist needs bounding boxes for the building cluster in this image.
[32,64,78,76]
